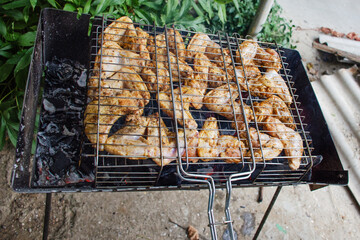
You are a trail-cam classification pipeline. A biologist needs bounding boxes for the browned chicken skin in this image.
[227,65,261,90]
[84,94,144,151]
[204,84,253,130]
[93,41,146,79]
[236,40,259,66]
[254,48,282,72]
[101,16,134,43]
[241,128,284,161]
[217,135,246,163]
[186,33,212,60]
[105,113,199,166]
[254,95,295,129]
[197,117,219,160]
[157,87,198,129]
[262,117,303,170]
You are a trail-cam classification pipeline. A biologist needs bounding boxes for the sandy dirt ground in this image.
[1,1,360,239]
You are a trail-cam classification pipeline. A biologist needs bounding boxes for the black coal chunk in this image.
[34,58,94,186]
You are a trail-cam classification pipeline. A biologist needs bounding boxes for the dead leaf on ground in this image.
[187,225,199,240]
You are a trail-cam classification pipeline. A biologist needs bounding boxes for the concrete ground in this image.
[1,1,360,239]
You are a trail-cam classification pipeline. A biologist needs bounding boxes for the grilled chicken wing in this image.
[102,16,134,43]
[167,29,187,62]
[247,69,292,104]
[197,117,219,160]
[254,48,282,72]
[157,87,198,129]
[263,117,303,170]
[84,94,144,151]
[236,40,259,66]
[204,84,253,130]
[94,41,146,79]
[184,53,212,108]
[187,33,212,60]
[217,135,246,163]
[105,113,199,165]
[254,95,294,129]
[241,128,283,161]
[208,64,227,88]
[141,61,171,92]
[227,65,261,90]
[205,41,232,68]
[87,73,124,99]
[88,67,150,105]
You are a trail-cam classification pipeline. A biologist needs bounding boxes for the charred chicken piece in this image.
[197,117,219,160]
[254,95,295,129]
[157,87,199,129]
[236,40,259,66]
[204,84,253,130]
[262,117,303,170]
[241,128,284,161]
[217,135,246,163]
[254,48,282,72]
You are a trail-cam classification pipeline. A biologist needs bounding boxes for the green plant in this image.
[0,0,294,151]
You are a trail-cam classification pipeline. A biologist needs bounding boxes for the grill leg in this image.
[257,187,264,203]
[253,186,282,240]
[43,193,52,240]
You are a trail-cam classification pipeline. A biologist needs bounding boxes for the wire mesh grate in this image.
[80,16,316,190]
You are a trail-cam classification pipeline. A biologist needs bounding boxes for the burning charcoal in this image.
[43,99,56,114]
[35,58,91,186]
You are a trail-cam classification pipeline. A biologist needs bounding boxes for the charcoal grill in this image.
[12,9,348,240]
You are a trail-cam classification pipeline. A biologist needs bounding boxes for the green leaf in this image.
[14,47,33,74]
[83,0,91,14]
[133,9,152,23]
[2,0,30,10]
[0,63,14,82]
[23,6,30,23]
[30,0,37,10]
[0,117,6,150]
[47,0,57,8]
[6,50,25,64]
[3,10,24,21]
[232,0,240,12]
[63,3,76,12]
[6,125,17,147]
[17,31,36,47]
[191,1,204,17]
[218,4,226,24]
[4,32,21,42]
[178,0,191,19]
[0,17,6,37]
[15,67,28,90]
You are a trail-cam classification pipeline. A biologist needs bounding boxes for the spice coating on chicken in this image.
[254,48,282,72]
[102,16,134,43]
[87,73,124,99]
[241,128,283,161]
[227,65,261,90]
[254,95,295,129]
[157,87,198,129]
[93,41,146,79]
[197,117,219,160]
[84,94,143,151]
[187,33,212,59]
[263,70,292,104]
[184,53,212,108]
[105,114,199,165]
[167,29,187,62]
[263,117,303,170]
[236,40,259,66]
[217,135,246,163]
[204,84,253,130]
